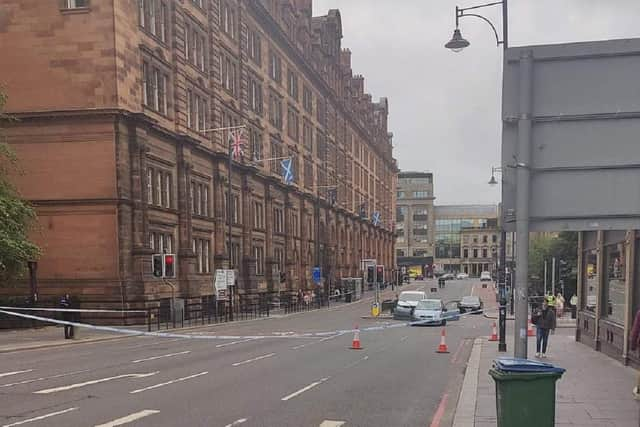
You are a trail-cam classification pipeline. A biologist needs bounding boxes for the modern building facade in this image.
[576,230,640,368]
[395,172,435,277]
[433,205,499,275]
[0,0,396,308]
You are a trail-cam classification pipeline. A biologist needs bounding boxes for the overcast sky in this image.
[312,0,640,205]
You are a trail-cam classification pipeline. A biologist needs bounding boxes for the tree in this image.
[528,232,578,298]
[0,89,40,283]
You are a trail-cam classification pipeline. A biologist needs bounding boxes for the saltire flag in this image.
[281,157,294,185]
[372,211,381,226]
[229,129,246,160]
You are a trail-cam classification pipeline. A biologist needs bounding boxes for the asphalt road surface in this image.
[0,279,497,427]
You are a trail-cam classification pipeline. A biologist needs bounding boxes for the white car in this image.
[456,272,469,280]
[480,271,492,281]
[393,291,427,319]
[412,299,447,326]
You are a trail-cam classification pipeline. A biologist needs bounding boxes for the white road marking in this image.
[232,353,276,367]
[216,339,253,348]
[281,377,330,401]
[123,338,183,350]
[292,334,342,350]
[94,410,160,427]
[1,369,90,388]
[224,418,248,427]
[471,285,475,296]
[344,355,369,370]
[1,407,78,427]
[400,336,409,342]
[0,370,33,378]
[34,372,158,394]
[131,351,190,363]
[319,421,346,427]
[129,371,208,394]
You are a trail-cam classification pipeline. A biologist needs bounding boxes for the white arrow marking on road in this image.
[94,410,160,427]
[232,353,276,366]
[216,339,253,348]
[224,418,248,427]
[319,421,346,427]
[34,372,158,394]
[131,351,190,363]
[1,369,90,388]
[1,407,78,427]
[0,370,33,378]
[281,377,330,401]
[129,371,208,394]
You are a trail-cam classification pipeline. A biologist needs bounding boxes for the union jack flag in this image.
[229,129,246,160]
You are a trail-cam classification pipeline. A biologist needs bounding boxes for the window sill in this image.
[193,214,212,221]
[60,7,91,15]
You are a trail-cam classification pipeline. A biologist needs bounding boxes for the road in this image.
[0,279,496,427]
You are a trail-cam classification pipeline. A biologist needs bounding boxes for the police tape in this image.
[0,306,147,313]
[0,306,487,341]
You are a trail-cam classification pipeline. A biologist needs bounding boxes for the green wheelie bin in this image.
[489,357,565,427]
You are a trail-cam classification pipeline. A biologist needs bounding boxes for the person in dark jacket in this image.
[533,300,556,358]
[60,294,74,339]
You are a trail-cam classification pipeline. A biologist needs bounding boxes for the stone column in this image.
[177,144,196,298]
[264,184,277,292]
[213,161,228,270]
[284,192,294,291]
[241,173,256,292]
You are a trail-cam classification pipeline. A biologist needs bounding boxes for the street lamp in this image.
[488,166,501,186]
[444,2,508,52]
[488,165,507,353]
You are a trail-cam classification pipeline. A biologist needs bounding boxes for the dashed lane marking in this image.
[129,371,208,394]
[0,370,33,378]
[281,377,330,401]
[1,407,78,427]
[93,410,160,427]
[224,418,248,427]
[0,369,90,388]
[34,372,158,394]
[319,421,346,427]
[131,351,190,364]
[400,336,409,342]
[216,339,254,348]
[232,353,276,367]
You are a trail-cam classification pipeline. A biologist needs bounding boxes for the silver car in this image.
[393,291,427,319]
[412,299,447,326]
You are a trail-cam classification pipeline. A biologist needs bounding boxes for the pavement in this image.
[0,279,494,427]
[454,325,639,427]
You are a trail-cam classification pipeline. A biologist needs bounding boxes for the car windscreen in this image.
[399,293,424,302]
[461,296,480,305]
[416,300,441,310]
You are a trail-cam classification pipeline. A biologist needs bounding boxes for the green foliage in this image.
[0,89,40,283]
[528,232,578,297]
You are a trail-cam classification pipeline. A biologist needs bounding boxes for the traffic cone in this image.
[488,322,498,341]
[436,328,449,353]
[351,325,363,350]
[527,317,536,337]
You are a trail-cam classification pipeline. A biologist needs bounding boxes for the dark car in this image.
[458,296,483,314]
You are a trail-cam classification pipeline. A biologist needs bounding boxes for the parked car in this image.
[480,271,492,282]
[441,273,455,280]
[393,291,427,319]
[458,296,483,314]
[456,272,469,280]
[412,299,447,326]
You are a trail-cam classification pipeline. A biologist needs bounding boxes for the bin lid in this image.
[493,357,566,374]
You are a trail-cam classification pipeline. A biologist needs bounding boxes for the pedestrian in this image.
[630,309,640,404]
[570,293,578,308]
[532,299,556,358]
[59,293,74,339]
[556,292,565,318]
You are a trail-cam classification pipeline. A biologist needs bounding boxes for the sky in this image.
[312,0,640,205]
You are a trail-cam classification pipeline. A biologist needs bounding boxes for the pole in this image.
[544,260,548,295]
[498,229,507,352]
[228,132,234,321]
[513,50,533,359]
[502,0,508,50]
[551,257,556,296]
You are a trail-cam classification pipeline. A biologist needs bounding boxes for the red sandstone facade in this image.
[0,0,397,308]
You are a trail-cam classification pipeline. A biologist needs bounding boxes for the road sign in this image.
[214,269,235,300]
[312,267,321,284]
[502,38,640,232]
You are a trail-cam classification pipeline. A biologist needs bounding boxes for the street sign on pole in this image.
[312,267,321,284]
[214,269,230,300]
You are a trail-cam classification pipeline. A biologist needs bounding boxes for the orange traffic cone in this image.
[351,325,363,350]
[527,317,536,337]
[436,327,449,353]
[488,322,498,342]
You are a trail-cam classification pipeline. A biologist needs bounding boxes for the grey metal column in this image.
[514,50,533,359]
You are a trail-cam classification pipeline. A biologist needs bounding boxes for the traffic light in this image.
[376,265,384,284]
[366,265,375,283]
[164,254,176,278]
[152,254,164,278]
